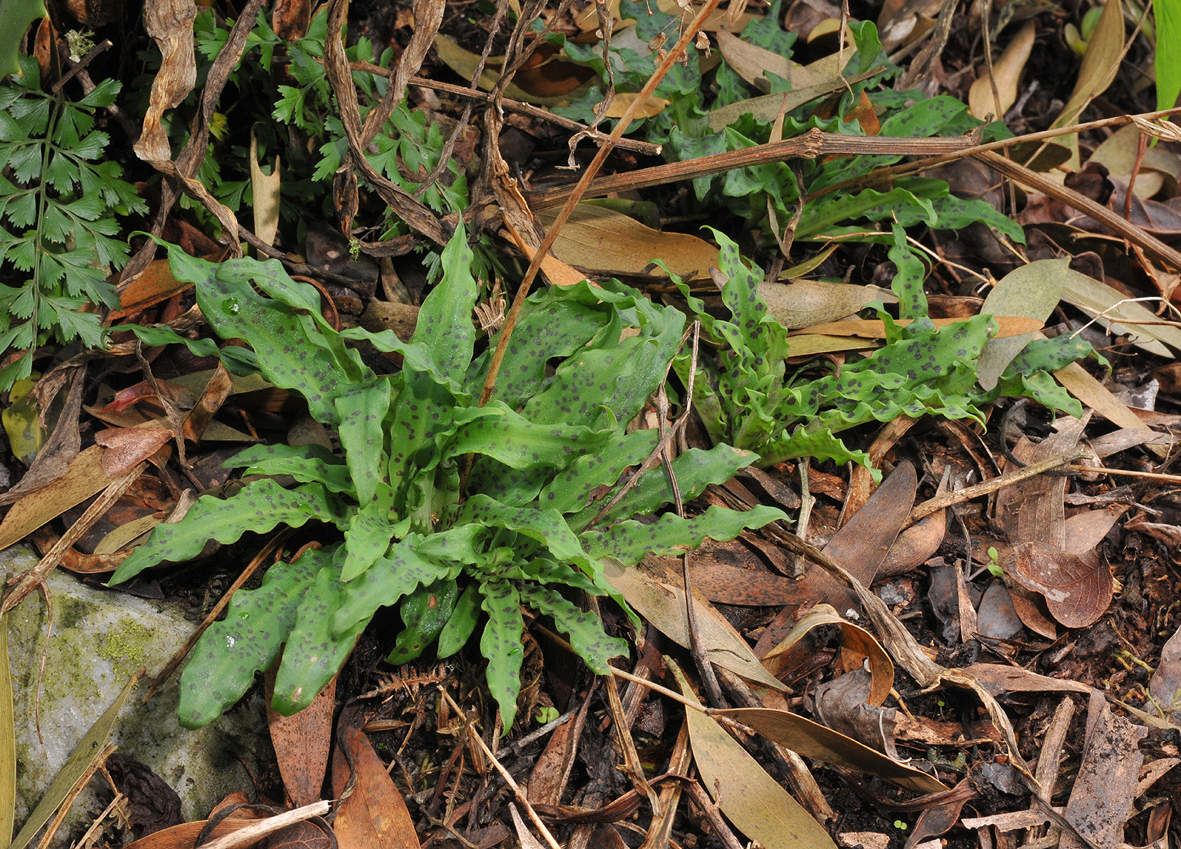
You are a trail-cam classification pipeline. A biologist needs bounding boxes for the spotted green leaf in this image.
[109,480,347,584]
[569,444,765,532]
[332,537,458,635]
[479,580,524,731]
[437,583,481,659]
[228,443,354,495]
[166,249,367,422]
[386,578,460,664]
[518,584,628,673]
[335,377,392,505]
[177,548,329,728]
[582,504,786,563]
[273,555,370,714]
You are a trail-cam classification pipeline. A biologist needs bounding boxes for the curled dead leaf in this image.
[1006,541,1113,629]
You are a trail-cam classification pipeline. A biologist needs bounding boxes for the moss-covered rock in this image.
[4,547,270,845]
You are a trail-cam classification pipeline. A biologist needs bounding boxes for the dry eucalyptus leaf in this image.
[761,279,895,329]
[541,204,718,279]
[1006,541,1113,629]
[669,660,840,849]
[968,20,1036,121]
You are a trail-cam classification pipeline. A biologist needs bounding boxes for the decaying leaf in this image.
[542,204,719,280]
[762,604,894,705]
[670,659,840,849]
[134,0,198,163]
[1005,541,1113,629]
[267,670,335,808]
[605,557,787,691]
[331,704,420,848]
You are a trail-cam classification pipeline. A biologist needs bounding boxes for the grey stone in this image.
[5,546,270,845]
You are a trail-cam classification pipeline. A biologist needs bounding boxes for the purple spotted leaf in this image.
[466,280,639,408]
[273,554,370,715]
[227,443,354,494]
[340,499,396,582]
[581,504,785,564]
[176,547,330,728]
[569,444,765,532]
[538,429,659,515]
[518,584,628,673]
[386,578,460,664]
[448,403,614,471]
[109,480,348,584]
[479,580,525,731]
[166,249,366,423]
[334,377,392,505]
[331,536,459,635]
[436,583,481,659]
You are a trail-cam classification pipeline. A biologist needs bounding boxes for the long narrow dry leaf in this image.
[249,129,282,248]
[604,557,788,691]
[1050,0,1125,169]
[668,659,839,849]
[1,462,147,616]
[0,611,14,844]
[969,20,1035,120]
[9,671,142,849]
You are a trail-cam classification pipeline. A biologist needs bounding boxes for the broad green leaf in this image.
[582,504,786,563]
[1158,0,1181,114]
[467,280,642,406]
[520,302,685,431]
[456,495,588,565]
[540,429,659,515]
[273,557,370,715]
[340,500,395,582]
[167,249,358,424]
[334,377,391,505]
[437,582,481,658]
[411,222,478,392]
[386,374,455,516]
[386,578,460,664]
[480,580,525,731]
[797,186,937,238]
[0,0,47,81]
[122,324,221,361]
[889,223,927,319]
[569,444,764,532]
[518,583,628,672]
[332,537,458,635]
[230,443,354,494]
[109,480,347,584]
[178,551,325,728]
[449,403,614,470]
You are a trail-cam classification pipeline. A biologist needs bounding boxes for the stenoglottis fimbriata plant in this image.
[111,226,784,730]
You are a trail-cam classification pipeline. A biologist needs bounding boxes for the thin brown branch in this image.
[909,447,1089,523]
[525,129,973,209]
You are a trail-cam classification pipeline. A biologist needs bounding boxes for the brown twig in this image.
[908,448,1088,523]
[339,62,663,156]
[524,129,972,209]
[2,463,148,616]
[438,687,562,849]
[51,38,113,94]
[973,148,1181,273]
